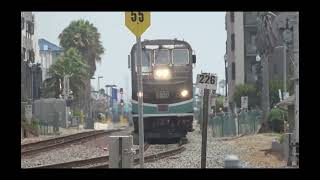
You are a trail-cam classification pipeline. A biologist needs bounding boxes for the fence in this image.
[207,110,262,137]
[35,120,56,135]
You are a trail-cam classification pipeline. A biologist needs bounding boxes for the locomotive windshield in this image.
[155,49,170,64]
[134,49,151,73]
[142,50,151,72]
[141,50,151,66]
[173,49,189,65]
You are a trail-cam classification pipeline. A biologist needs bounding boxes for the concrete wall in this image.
[33,98,67,128]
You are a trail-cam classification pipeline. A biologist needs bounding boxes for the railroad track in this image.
[136,143,150,154]
[92,144,185,168]
[29,144,184,168]
[21,128,124,157]
[30,143,150,168]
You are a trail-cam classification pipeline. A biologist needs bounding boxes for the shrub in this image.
[233,84,259,109]
[267,107,287,133]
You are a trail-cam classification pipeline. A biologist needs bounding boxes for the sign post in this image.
[241,96,248,112]
[125,11,150,168]
[196,73,217,168]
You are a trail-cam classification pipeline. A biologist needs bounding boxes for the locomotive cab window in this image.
[155,49,170,64]
[173,49,189,65]
[134,49,152,73]
[142,49,152,73]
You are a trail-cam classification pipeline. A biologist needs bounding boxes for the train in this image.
[129,39,196,144]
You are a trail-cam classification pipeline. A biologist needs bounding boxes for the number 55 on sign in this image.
[125,12,150,37]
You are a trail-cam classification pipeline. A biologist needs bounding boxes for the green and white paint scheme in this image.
[132,99,193,117]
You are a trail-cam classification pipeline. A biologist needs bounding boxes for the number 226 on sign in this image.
[196,73,217,90]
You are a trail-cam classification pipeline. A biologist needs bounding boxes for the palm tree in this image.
[256,12,280,132]
[42,48,90,99]
[59,20,104,75]
[58,19,105,115]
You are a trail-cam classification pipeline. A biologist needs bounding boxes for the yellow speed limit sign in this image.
[125,11,150,37]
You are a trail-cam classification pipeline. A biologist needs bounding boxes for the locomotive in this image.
[129,39,196,144]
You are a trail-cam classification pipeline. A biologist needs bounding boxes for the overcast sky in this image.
[34,12,227,100]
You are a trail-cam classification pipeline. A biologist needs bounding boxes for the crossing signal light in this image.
[120,88,123,94]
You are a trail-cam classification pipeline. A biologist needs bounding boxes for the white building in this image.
[38,39,63,81]
[21,12,40,64]
[21,12,41,100]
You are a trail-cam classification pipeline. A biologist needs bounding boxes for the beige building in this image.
[225,12,294,105]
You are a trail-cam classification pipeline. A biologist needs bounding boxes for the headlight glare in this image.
[180,89,188,97]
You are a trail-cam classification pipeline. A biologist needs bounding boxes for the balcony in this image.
[244,12,258,27]
[246,44,257,56]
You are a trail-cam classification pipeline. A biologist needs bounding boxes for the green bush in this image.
[233,84,259,109]
[269,80,294,108]
[215,95,224,110]
[267,108,287,133]
[278,134,285,144]
[73,109,81,117]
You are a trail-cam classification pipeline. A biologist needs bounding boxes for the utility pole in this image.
[201,88,209,168]
[283,45,287,98]
[224,54,228,97]
[63,75,70,128]
[196,73,217,169]
[261,55,270,129]
[136,36,144,168]
[292,13,299,165]
[125,11,150,168]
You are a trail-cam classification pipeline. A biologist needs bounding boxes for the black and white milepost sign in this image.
[196,73,217,168]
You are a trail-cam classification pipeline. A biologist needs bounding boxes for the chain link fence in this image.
[207,110,262,137]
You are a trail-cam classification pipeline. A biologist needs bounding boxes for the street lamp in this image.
[256,54,261,62]
[224,54,228,97]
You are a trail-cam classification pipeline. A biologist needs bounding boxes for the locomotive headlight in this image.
[154,68,171,80]
[180,89,189,97]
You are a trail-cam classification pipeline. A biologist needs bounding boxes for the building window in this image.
[26,21,29,33]
[26,21,34,36]
[246,31,257,54]
[244,12,258,26]
[21,17,24,30]
[273,64,278,74]
[21,47,26,61]
[230,12,234,23]
[30,22,34,35]
[232,62,235,80]
[29,50,35,63]
[231,33,235,51]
